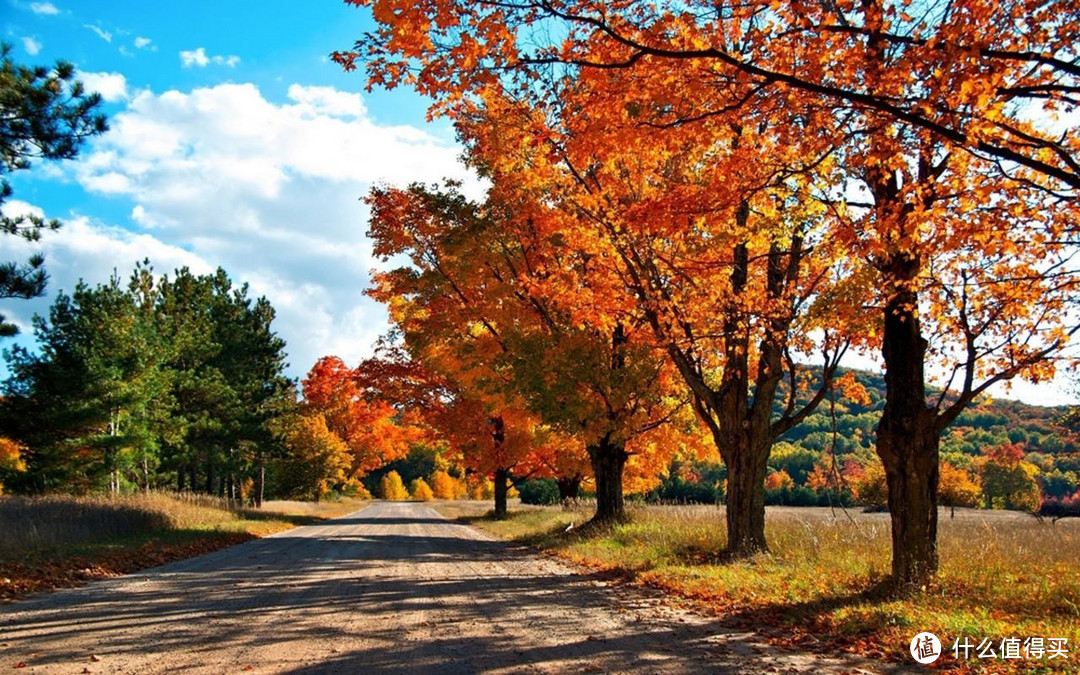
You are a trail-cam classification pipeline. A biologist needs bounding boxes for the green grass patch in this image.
[452,503,1080,673]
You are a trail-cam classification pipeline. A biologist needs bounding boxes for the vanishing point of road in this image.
[1,502,905,674]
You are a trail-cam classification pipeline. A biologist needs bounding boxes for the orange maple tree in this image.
[455,82,868,551]
[340,0,1080,588]
[371,184,656,519]
[301,355,426,481]
[366,182,704,521]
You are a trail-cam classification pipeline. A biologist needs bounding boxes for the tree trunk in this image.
[876,270,940,590]
[255,462,265,508]
[493,468,509,519]
[557,474,582,504]
[723,435,770,556]
[589,435,628,523]
[177,464,186,492]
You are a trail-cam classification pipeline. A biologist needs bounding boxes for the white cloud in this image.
[84,24,112,43]
[179,47,208,67]
[0,208,214,339]
[1,200,45,221]
[21,37,42,55]
[78,71,128,102]
[134,36,153,50]
[29,2,59,15]
[180,47,240,68]
[287,85,366,118]
[52,81,482,377]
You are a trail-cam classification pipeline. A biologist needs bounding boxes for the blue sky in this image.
[0,0,1075,406]
[1,0,482,381]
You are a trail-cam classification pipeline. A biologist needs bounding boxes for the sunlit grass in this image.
[455,503,1080,673]
[0,492,368,600]
[0,492,367,554]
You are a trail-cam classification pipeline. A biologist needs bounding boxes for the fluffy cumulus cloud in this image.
[134,36,153,50]
[179,47,240,68]
[78,71,128,102]
[5,81,480,378]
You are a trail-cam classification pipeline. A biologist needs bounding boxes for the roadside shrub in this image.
[429,470,461,499]
[409,478,434,501]
[518,479,560,505]
[379,471,409,500]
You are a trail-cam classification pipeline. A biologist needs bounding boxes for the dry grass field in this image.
[0,492,367,600]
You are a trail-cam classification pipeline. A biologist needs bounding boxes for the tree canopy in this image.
[0,44,108,335]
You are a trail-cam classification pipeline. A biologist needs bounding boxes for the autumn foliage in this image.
[339,0,1080,587]
[979,444,1042,512]
[280,414,354,502]
[0,437,26,495]
[409,478,434,501]
[429,470,465,499]
[379,471,409,501]
[302,356,427,476]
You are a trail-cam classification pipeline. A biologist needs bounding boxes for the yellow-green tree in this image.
[410,478,434,501]
[980,445,1041,512]
[379,470,409,500]
[939,463,982,518]
[280,414,353,502]
[854,461,888,508]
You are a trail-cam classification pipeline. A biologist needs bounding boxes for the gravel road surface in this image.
[1,501,907,674]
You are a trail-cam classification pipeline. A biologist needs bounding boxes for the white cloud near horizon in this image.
[1,81,482,379]
[180,47,240,68]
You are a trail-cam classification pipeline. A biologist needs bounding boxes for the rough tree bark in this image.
[876,255,940,589]
[589,434,628,523]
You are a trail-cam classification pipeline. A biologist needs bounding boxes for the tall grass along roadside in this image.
[0,492,366,601]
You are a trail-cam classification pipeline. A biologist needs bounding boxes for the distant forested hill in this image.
[777,368,1078,459]
[649,368,1080,507]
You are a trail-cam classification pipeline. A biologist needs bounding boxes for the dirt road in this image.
[1,502,904,674]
